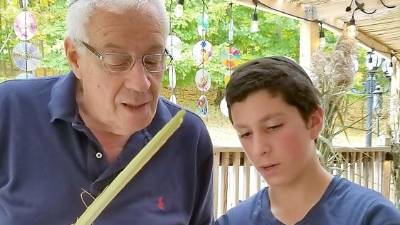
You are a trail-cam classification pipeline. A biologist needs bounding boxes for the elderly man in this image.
[0,1,213,225]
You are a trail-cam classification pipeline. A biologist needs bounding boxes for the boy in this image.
[215,56,400,225]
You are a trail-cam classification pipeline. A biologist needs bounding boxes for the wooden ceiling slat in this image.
[358,23,400,29]
[357,19,400,27]
[361,24,400,31]
[362,17,400,21]
[374,34,400,39]
[363,28,400,34]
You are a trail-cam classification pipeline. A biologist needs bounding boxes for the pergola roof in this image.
[234,0,400,59]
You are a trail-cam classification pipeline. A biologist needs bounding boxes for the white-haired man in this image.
[0,1,213,224]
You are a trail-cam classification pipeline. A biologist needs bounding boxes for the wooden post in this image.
[212,151,220,218]
[376,152,383,192]
[299,20,319,71]
[382,159,392,199]
[220,152,230,215]
[356,152,362,185]
[363,153,370,188]
[243,156,251,199]
[350,152,356,182]
[343,152,349,179]
[369,153,375,189]
[232,152,240,206]
[389,58,400,142]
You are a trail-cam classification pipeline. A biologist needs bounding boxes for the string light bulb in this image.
[387,54,394,77]
[319,22,326,48]
[250,4,259,33]
[175,0,184,18]
[347,16,357,38]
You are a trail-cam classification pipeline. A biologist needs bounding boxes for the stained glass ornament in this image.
[221,47,241,69]
[13,11,37,41]
[12,42,42,71]
[197,95,208,117]
[193,40,212,66]
[166,35,182,60]
[195,69,211,92]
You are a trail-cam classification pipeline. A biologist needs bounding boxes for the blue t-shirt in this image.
[215,176,400,225]
[0,72,213,225]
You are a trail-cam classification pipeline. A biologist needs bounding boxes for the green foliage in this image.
[0,1,20,63]
[0,0,68,77]
[165,0,300,88]
[1,0,300,81]
[30,0,68,71]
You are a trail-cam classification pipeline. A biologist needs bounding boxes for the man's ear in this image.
[64,37,82,79]
[308,106,324,140]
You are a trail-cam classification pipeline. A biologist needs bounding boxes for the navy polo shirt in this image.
[0,72,213,225]
[215,176,400,225]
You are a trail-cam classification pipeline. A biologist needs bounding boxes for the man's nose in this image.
[123,61,151,92]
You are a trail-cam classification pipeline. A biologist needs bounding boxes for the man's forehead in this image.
[86,10,165,44]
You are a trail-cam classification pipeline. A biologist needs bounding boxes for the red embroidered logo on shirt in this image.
[157,197,165,210]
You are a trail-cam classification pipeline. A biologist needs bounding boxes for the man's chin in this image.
[114,116,153,136]
[110,103,157,135]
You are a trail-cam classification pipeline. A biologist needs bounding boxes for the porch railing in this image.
[213,146,395,218]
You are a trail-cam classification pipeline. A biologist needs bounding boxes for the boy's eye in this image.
[267,124,283,130]
[239,132,251,139]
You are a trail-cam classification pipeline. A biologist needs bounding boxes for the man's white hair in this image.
[66,0,169,42]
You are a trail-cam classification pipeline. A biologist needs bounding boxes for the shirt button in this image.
[95,152,103,159]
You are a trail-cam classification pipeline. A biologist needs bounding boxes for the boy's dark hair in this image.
[226,56,321,123]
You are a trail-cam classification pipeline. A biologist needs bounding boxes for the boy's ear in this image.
[308,106,324,140]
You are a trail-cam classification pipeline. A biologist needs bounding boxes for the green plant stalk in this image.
[72,110,186,225]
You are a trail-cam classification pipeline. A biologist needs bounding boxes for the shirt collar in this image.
[143,98,173,139]
[48,71,77,123]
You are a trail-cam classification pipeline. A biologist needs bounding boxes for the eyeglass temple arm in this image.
[80,41,103,59]
[165,49,173,61]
